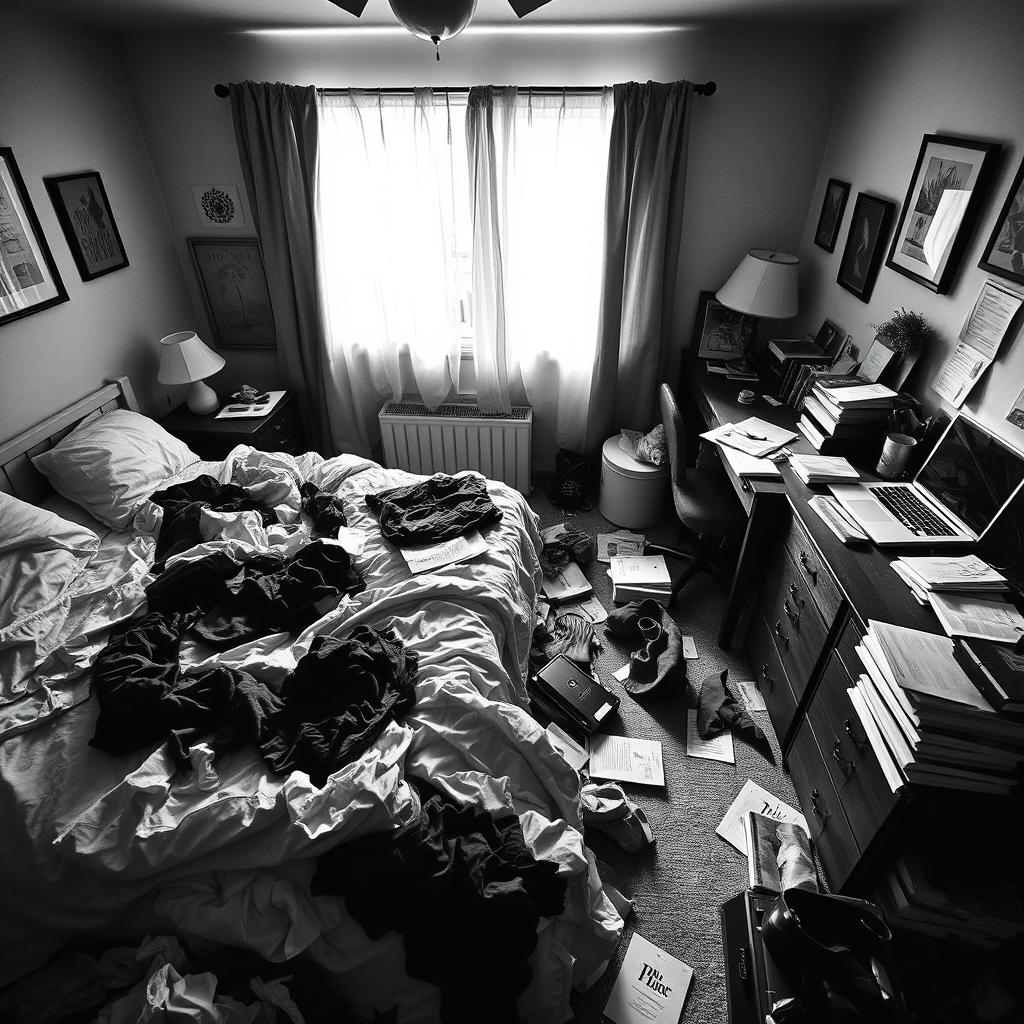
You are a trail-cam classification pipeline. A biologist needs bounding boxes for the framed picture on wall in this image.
[978,155,1024,286]
[45,170,129,281]
[0,148,69,328]
[837,192,896,302]
[885,133,1001,293]
[187,237,276,349]
[692,289,745,359]
[813,178,850,252]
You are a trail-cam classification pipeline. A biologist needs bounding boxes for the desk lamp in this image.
[157,331,226,415]
[716,249,799,372]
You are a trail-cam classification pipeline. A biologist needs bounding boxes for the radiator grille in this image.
[378,402,533,494]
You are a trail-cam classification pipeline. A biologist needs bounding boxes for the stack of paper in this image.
[789,454,860,485]
[608,554,672,606]
[849,620,1024,796]
[890,554,1009,603]
[798,381,896,453]
[699,417,797,459]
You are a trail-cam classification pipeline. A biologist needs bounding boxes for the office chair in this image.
[645,382,747,605]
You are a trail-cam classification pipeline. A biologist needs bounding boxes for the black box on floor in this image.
[721,890,797,1024]
[527,654,619,737]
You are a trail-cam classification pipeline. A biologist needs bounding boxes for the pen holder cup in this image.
[876,433,916,480]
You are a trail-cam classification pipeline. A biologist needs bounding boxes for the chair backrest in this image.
[659,382,688,488]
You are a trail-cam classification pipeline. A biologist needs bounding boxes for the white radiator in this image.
[378,401,533,494]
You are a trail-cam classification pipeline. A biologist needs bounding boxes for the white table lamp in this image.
[157,331,226,415]
[716,249,799,370]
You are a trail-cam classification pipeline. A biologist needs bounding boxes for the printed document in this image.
[590,735,665,787]
[541,562,593,603]
[558,592,609,625]
[598,530,647,562]
[605,933,693,1024]
[701,417,797,458]
[685,714,735,763]
[933,279,1023,406]
[717,780,807,855]
[402,532,488,574]
[927,593,1024,644]
[731,678,767,712]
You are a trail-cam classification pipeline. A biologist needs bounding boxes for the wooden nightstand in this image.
[159,392,309,461]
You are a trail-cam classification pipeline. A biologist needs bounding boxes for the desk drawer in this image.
[806,652,899,852]
[784,511,844,628]
[762,550,829,703]
[787,719,859,891]
[747,611,799,742]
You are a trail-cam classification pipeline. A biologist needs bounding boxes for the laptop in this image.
[829,415,1024,547]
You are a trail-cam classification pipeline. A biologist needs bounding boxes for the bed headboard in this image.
[0,376,139,504]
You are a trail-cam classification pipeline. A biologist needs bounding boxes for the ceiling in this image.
[9,0,926,33]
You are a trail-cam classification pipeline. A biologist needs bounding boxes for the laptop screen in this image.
[916,417,1024,536]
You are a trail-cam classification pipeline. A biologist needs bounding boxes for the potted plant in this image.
[864,307,937,388]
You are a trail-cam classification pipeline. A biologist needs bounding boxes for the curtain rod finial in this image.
[214,83,230,98]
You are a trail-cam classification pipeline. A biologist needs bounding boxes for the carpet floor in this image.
[525,493,800,1024]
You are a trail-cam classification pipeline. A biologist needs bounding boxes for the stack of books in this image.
[849,619,1024,796]
[782,367,864,410]
[890,554,1009,603]
[763,336,831,395]
[797,381,897,453]
[608,554,672,605]
[789,454,860,485]
[874,851,1024,949]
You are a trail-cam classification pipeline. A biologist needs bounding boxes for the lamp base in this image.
[186,379,219,415]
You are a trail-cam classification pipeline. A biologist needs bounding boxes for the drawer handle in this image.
[799,550,818,585]
[810,788,831,829]
[844,718,868,750]
[832,738,856,775]
[774,621,790,648]
[788,583,804,606]
[761,662,775,690]
[783,599,800,627]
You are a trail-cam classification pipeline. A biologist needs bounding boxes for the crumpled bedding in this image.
[0,447,623,1023]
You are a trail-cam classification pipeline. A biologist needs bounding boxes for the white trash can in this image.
[598,435,669,530]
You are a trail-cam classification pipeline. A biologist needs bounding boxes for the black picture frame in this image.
[44,170,128,281]
[837,193,896,302]
[692,288,745,359]
[187,237,276,349]
[978,155,1024,286]
[884,133,1001,294]
[0,148,68,328]
[814,178,850,252]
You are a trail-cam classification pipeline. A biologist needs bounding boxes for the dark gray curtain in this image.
[585,80,693,454]
[230,82,336,454]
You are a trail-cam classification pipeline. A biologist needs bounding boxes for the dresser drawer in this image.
[762,549,829,703]
[254,409,306,455]
[806,652,899,852]
[783,510,844,628]
[786,720,860,891]
[747,611,799,742]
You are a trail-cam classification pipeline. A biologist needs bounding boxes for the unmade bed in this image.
[0,378,623,1022]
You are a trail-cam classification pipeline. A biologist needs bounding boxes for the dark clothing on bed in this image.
[260,627,417,786]
[149,474,278,567]
[299,481,349,536]
[364,473,502,546]
[193,541,364,650]
[312,778,566,1024]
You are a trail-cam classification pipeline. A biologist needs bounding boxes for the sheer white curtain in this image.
[316,89,467,453]
[468,87,613,458]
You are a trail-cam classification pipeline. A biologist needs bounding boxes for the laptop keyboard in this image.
[869,485,952,536]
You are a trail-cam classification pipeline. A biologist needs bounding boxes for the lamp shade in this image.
[716,249,799,319]
[157,331,225,385]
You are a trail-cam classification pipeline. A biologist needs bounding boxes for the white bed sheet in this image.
[0,447,623,1023]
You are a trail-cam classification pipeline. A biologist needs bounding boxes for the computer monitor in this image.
[915,415,1024,538]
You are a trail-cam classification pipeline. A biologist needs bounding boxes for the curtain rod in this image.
[213,81,716,98]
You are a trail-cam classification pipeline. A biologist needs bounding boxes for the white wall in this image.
[0,8,197,440]
[118,20,849,398]
[796,0,1024,450]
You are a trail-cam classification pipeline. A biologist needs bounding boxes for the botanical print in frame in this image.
[0,148,68,327]
[693,289,744,359]
[885,134,1000,294]
[837,193,895,302]
[814,178,850,253]
[45,170,129,281]
[188,237,276,349]
[979,156,1024,286]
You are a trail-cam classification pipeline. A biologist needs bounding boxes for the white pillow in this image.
[0,492,101,702]
[31,409,199,529]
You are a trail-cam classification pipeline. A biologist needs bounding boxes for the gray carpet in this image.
[526,493,799,1024]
